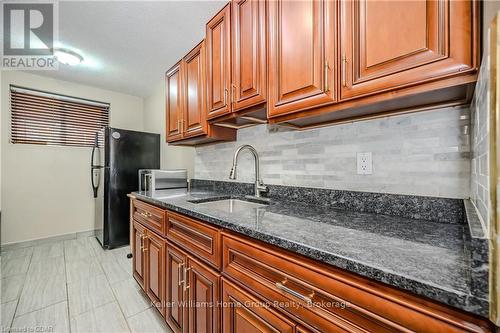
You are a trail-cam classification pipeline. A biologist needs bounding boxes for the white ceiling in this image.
[29,1,226,97]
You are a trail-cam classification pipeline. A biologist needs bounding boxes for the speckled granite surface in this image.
[191,179,465,224]
[132,186,488,316]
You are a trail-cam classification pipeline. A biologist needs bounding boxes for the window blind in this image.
[10,86,110,147]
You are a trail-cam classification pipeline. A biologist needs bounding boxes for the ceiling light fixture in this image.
[54,48,84,66]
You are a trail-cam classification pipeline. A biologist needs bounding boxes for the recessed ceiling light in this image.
[54,48,84,66]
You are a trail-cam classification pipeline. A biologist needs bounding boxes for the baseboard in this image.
[1,229,97,251]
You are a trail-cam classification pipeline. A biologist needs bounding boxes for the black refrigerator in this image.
[91,127,160,249]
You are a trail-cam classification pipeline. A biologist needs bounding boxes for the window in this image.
[10,85,110,147]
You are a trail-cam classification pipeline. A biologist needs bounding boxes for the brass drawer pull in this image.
[324,61,329,92]
[275,279,313,305]
[140,212,152,218]
[178,263,185,287]
[342,55,348,87]
[139,233,146,249]
[183,266,191,291]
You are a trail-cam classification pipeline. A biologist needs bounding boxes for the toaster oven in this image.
[138,169,187,195]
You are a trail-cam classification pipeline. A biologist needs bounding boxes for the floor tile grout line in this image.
[11,300,68,319]
[13,269,68,318]
[7,237,137,333]
[9,250,33,328]
[68,300,116,320]
[63,239,72,333]
[95,238,133,333]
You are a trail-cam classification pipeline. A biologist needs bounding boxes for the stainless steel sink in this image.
[196,198,268,213]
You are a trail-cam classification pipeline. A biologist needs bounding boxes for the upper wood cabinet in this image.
[166,41,236,146]
[206,1,268,127]
[166,61,183,141]
[339,0,476,100]
[183,41,208,138]
[231,0,267,111]
[267,0,479,129]
[167,0,479,138]
[206,4,232,119]
[267,0,336,118]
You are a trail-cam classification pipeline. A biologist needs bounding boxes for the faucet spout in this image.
[229,145,268,197]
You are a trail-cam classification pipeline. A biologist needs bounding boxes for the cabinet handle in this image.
[275,279,313,305]
[224,88,228,106]
[178,263,185,287]
[342,55,348,87]
[142,247,148,252]
[231,84,236,104]
[183,266,191,291]
[140,212,152,218]
[140,234,147,250]
[324,61,329,92]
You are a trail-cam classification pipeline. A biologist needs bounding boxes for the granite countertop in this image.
[132,187,488,316]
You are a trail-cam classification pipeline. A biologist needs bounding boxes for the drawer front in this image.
[166,211,221,269]
[133,200,166,236]
[222,278,296,333]
[222,233,491,333]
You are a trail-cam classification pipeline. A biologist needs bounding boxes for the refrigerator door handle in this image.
[91,145,98,198]
[91,144,107,198]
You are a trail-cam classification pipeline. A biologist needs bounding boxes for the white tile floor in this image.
[1,236,172,333]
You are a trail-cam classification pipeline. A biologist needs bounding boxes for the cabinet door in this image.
[340,0,475,100]
[183,41,208,138]
[132,221,146,290]
[206,4,231,119]
[268,0,336,117]
[145,231,165,314]
[187,257,220,333]
[166,243,188,333]
[166,61,184,141]
[222,279,295,333]
[231,0,266,111]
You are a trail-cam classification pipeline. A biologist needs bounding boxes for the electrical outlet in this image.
[357,152,372,175]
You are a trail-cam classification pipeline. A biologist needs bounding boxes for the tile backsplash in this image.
[470,48,491,232]
[195,106,471,198]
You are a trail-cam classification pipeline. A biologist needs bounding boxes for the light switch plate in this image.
[357,152,372,175]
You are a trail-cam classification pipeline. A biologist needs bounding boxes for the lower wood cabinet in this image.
[145,230,165,313]
[221,278,295,333]
[132,220,166,316]
[165,241,220,333]
[132,220,146,289]
[165,243,188,333]
[131,201,494,333]
[188,257,220,333]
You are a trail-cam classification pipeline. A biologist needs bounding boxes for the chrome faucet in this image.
[229,145,268,198]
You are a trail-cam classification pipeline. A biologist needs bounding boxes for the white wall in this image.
[143,79,195,177]
[1,71,144,245]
